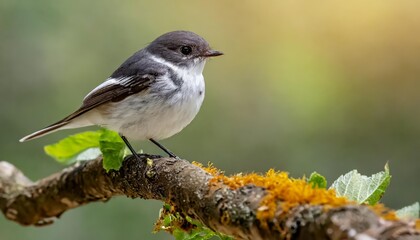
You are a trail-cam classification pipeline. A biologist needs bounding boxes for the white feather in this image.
[87,54,207,140]
[84,77,131,100]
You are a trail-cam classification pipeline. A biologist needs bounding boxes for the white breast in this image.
[92,55,206,140]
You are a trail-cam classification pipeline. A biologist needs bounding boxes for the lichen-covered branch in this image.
[0,155,419,239]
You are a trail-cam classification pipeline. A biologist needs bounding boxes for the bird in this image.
[20,30,223,159]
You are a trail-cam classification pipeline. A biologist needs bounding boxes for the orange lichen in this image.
[193,161,220,176]
[369,203,398,221]
[195,162,401,226]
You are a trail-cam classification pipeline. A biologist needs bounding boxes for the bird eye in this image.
[180,46,192,55]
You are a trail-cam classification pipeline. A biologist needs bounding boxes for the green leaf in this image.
[172,220,232,240]
[308,172,327,188]
[396,202,419,220]
[44,131,102,164]
[44,129,129,171]
[173,228,215,240]
[64,147,102,164]
[155,203,233,240]
[99,129,127,172]
[329,164,391,205]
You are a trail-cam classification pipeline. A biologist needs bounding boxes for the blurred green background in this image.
[1,0,420,239]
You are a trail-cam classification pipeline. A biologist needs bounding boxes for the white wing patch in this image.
[84,77,132,100]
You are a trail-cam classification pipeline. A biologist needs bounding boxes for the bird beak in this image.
[202,49,223,58]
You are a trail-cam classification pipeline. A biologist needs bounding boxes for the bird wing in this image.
[19,50,164,142]
[19,74,157,142]
[61,75,154,122]
[62,47,166,122]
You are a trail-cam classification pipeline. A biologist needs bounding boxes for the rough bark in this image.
[0,154,419,239]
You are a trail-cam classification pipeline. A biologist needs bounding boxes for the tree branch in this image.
[0,155,419,239]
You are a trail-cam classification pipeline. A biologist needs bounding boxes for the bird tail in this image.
[20,108,99,142]
[19,121,71,142]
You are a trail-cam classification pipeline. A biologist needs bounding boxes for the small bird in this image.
[20,30,223,159]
